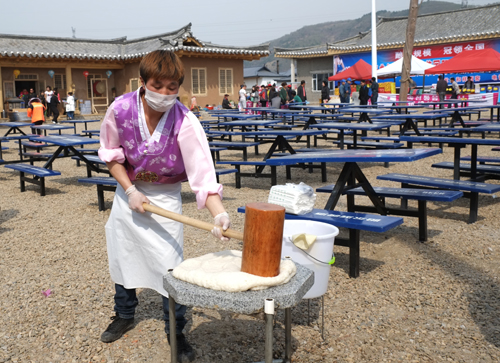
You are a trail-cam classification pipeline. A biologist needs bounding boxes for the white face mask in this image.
[144,86,178,112]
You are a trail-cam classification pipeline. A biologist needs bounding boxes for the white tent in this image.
[377,56,435,78]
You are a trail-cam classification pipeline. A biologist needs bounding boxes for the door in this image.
[3,81,15,110]
[90,78,108,114]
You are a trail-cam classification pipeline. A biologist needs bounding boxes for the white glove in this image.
[125,185,150,213]
[211,212,231,241]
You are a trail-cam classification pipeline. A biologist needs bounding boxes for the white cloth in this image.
[137,89,171,143]
[172,250,297,292]
[238,88,247,111]
[45,90,53,103]
[105,181,183,297]
[65,96,75,112]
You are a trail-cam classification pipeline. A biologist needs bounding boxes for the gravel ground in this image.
[1,114,500,363]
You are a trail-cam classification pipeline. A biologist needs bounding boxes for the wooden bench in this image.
[317,185,463,242]
[4,163,61,196]
[78,176,117,211]
[237,206,403,278]
[377,173,500,223]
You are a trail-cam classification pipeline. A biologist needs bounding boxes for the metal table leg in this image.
[284,307,292,363]
[169,297,177,363]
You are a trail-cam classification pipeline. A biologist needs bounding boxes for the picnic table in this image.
[337,107,390,123]
[371,112,450,135]
[482,105,500,122]
[0,135,33,164]
[31,124,74,136]
[0,122,32,136]
[27,135,101,172]
[311,122,396,149]
[399,135,500,181]
[60,119,101,134]
[266,148,441,210]
[214,113,260,121]
[378,104,424,114]
[429,106,487,127]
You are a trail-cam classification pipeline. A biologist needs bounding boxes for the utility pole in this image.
[72,27,76,39]
[399,0,420,101]
[371,0,378,78]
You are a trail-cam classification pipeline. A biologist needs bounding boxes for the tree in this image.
[399,0,421,101]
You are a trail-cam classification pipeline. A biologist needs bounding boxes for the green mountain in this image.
[246,0,466,71]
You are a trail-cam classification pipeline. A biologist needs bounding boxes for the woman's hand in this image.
[125,185,150,213]
[211,212,231,241]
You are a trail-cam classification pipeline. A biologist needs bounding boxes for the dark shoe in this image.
[100,315,134,343]
[167,333,195,362]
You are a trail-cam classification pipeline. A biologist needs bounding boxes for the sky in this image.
[0,0,496,47]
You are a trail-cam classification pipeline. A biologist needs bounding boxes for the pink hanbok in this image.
[99,89,222,297]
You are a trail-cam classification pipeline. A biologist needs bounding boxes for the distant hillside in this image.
[246,0,466,72]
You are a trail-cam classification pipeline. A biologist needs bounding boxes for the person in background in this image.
[28,88,37,101]
[436,75,448,108]
[38,90,46,109]
[345,79,352,103]
[222,94,233,109]
[279,82,288,105]
[238,84,247,111]
[321,80,330,104]
[27,97,45,135]
[296,80,307,103]
[339,80,346,103]
[408,77,417,94]
[252,86,260,108]
[450,77,460,108]
[286,84,293,101]
[45,86,53,117]
[370,77,379,107]
[260,84,268,107]
[21,89,30,108]
[50,90,60,123]
[463,76,475,92]
[290,91,302,103]
[358,80,370,106]
[269,86,280,109]
[66,92,75,120]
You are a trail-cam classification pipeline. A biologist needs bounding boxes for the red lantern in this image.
[83,71,89,79]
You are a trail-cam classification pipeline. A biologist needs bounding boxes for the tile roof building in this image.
[274,4,500,98]
[0,23,269,113]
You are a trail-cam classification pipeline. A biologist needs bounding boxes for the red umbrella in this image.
[328,59,372,81]
[425,48,500,74]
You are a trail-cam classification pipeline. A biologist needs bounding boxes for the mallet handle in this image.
[143,203,244,241]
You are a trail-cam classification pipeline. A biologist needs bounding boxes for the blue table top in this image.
[266,148,442,165]
[463,124,500,132]
[311,122,394,131]
[210,129,327,137]
[215,114,258,119]
[320,103,353,107]
[399,136,500,145]
[379,105,424,109]
[372,112,449,120]
[29,135,100,146]
[0,122,32,127]
[61,119,101,124]
[338,108,390,114]
[260,109,310,114]
[218,120,281,127]
[31,124,73,130]
[429,106,486,112]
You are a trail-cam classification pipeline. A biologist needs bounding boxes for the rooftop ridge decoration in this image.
[0,23,270,61]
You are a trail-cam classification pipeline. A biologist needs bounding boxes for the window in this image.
[129,78,140,92]
[219,68,233,95]
[87,74,103,98]
[54,74,67,90]
[191,68,206,95]
[17,74,38,80]
[312,73,334,92]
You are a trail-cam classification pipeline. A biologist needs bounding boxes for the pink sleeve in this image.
[178,112,223,209]
[98,104,126,163]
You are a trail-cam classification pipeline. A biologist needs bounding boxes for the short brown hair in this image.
[139,50,184,86]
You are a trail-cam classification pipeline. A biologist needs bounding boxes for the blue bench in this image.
[237,206,403,278]
[432,161,500,178]
[4,163,61,196]
[361,136,401,142]
[317,185,463,242]
[333,140,404,149]
[217,161,276,188]
[377,173,500,223]
[460,156,500,164]
[209,141,261,161]
[78,176,117,211]
[21,151,65,166]
[21,141,54,152]
[215,168,238,186]
[71,155,109,177]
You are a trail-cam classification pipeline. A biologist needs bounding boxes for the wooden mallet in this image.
[143,202,285,277]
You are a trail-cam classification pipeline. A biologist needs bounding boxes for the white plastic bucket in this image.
[282,220,339,299]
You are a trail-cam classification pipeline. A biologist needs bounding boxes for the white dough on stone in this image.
[172,250,297,292]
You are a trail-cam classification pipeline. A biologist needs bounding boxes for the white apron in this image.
[105,181,183,297]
